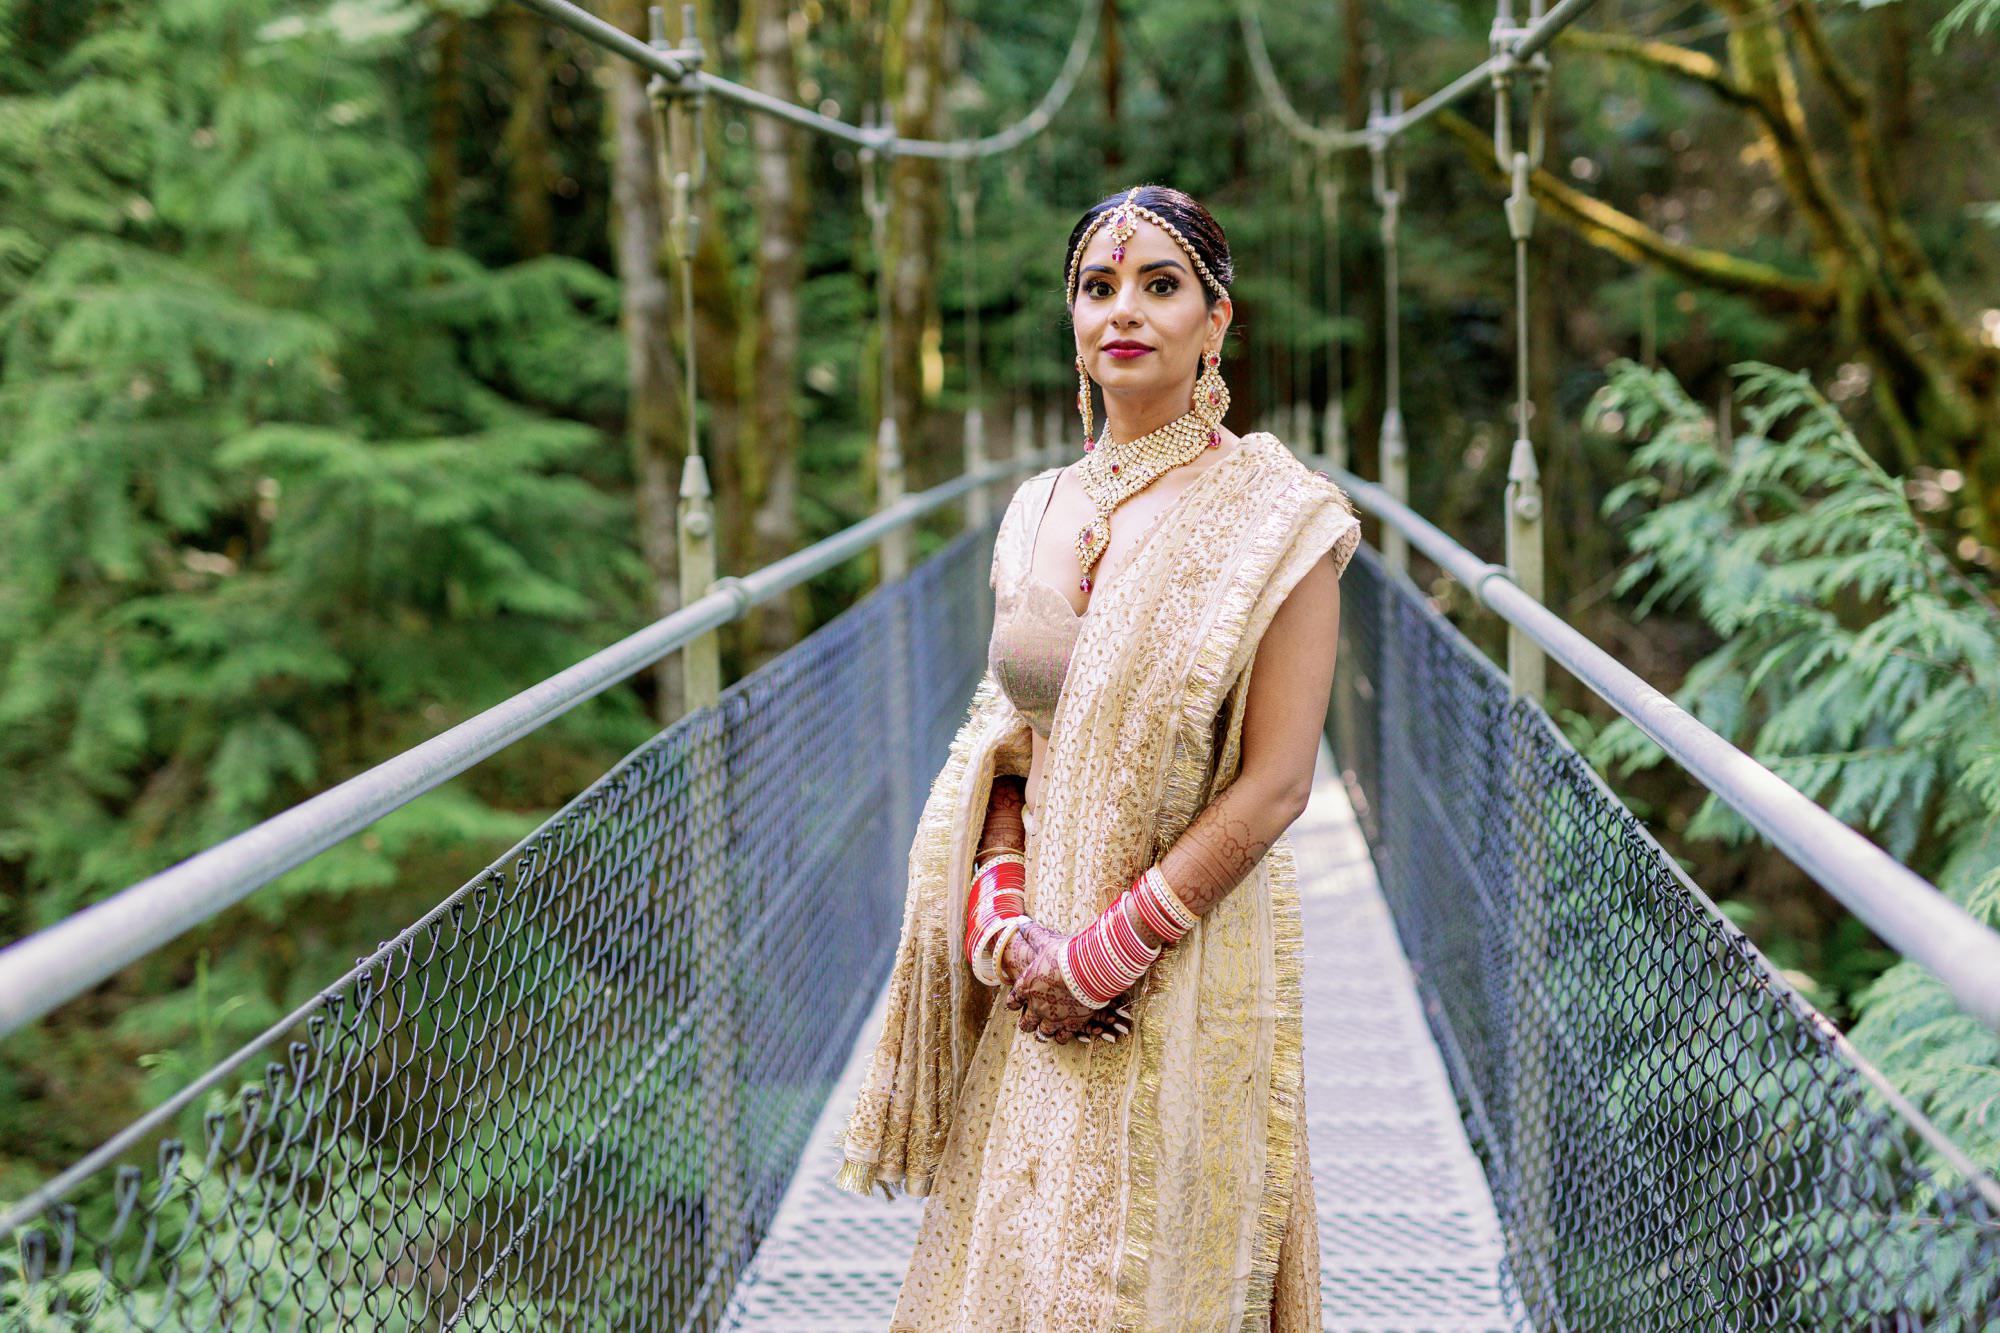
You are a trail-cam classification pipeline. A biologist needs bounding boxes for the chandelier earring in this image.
[1076,352,1096,450]
[1192,346,1230,445]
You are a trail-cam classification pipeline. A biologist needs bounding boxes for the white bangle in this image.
[970,915,1014,986]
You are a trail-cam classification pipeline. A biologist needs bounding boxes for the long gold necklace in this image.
[1072,409,1217,592]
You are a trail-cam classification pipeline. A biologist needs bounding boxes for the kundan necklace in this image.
[1072,409,1218,593]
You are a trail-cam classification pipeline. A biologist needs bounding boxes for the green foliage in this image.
[0,0,651,1173]
[1586,358,2000,1186]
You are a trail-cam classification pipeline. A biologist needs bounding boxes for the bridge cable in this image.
[1492,0,1552,700]
[1318,145,1347,472]
[519,0,1100,160]
[646,8,706,476]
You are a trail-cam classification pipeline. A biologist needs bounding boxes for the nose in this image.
[1108,284,1143,327]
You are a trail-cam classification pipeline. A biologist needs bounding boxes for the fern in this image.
[1588,358,2000,1185]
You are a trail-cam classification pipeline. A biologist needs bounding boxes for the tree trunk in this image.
[736,0,811,671]
[1102,0,1122,175]
[682,1,748,600]
[501,4,556,258]
[605,0,684,721]
[885,0,948,489]
[423,12,464,248]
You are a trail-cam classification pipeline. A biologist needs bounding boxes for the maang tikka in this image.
[1069,184,1233,452]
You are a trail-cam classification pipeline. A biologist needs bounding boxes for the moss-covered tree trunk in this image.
[885,0,948,489]
[736,0,811,671]
[605,0,684,720]
[501,4,555,258]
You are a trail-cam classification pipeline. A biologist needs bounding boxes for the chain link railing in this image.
[1327,542,2000,1330]
[1,522,997,1332]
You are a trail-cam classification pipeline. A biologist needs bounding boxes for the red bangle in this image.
[1059,883,1161,1007]
[965,858,1026,963]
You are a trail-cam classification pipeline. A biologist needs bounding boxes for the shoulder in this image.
[1235,432,1358,518]
[995,465,1063,531]
[1005,463,1065,506]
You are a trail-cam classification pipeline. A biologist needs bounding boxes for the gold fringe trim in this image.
[1241,834,1305,1330]
[1113,435,1361,1329]
[1114,435,1308,1331]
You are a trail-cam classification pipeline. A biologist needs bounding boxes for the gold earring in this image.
[1193,346,1229,444]
[1076,353,1095,451]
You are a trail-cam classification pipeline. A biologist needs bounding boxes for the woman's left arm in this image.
[1006,551,1342,1033]
[1143,548,1341,937]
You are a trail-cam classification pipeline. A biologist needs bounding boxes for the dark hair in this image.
[1064,184,1234,314]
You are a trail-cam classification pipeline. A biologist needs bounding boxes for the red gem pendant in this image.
[1083,439,1094,451]
[1208,429,1221,448]
[1079,576,1092,592]
[1109,462,1119,474]
[1111,245,1124,263]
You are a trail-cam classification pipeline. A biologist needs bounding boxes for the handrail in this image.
[0,456,1045,1040]
[512,0,1099,160]
[1318,458,2000,1036]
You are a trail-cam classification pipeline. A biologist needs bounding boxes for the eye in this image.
[1148,275,1180,295]
[1083,278,1111,298]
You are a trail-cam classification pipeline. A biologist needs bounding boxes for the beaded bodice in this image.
[988,477,1080,739]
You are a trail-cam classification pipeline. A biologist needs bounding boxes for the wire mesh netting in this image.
[1,520,998,1331]
[1326,542,2000,1330]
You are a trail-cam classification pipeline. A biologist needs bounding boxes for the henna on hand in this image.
[1000,922,1131,1042]
[1002,922,1103,1044]
[978,775,1028,859]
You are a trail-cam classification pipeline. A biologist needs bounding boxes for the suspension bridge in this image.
[3,1,1998,1329]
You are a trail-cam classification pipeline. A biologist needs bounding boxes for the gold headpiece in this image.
[1064,185,1230,306]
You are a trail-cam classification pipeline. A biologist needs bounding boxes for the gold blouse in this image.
[988,483,1082,738]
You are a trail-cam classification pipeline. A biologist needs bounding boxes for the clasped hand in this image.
[1001,920,1131,1044]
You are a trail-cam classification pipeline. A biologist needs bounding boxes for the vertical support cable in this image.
[1292,152,1313,450]
[952,155,990,530]
[1319,146,1347,474]
[1370,88,1409,576]
[1492,3,1547,706]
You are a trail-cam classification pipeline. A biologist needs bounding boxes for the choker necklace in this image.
[1072,410,1218,592]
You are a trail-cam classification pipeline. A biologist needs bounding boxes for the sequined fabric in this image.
[837,434,1362,1332]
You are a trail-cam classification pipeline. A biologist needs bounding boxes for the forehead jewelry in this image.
[1063,186,1231,307]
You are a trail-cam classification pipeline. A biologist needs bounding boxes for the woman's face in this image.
[1071,219,1229,402]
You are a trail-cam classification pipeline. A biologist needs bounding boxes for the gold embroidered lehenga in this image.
[837,432,1362,1332]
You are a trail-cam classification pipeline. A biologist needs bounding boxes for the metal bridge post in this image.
[1491,7,1555,1313]
[649,9,743,1316]
[677,453,742,1328]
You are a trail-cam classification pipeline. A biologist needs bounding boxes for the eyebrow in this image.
[1080,258,1189,277]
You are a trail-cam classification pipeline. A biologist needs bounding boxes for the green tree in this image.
[0,0,646,1171]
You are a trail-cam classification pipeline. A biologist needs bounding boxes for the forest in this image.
[2,0,1998,1288]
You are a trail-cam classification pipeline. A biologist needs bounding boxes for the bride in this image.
[837,183,1361,1332]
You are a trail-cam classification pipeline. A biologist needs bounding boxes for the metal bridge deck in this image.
[721,739,1518,1331]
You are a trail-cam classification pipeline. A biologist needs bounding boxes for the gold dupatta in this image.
[838,433,1361,1332]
